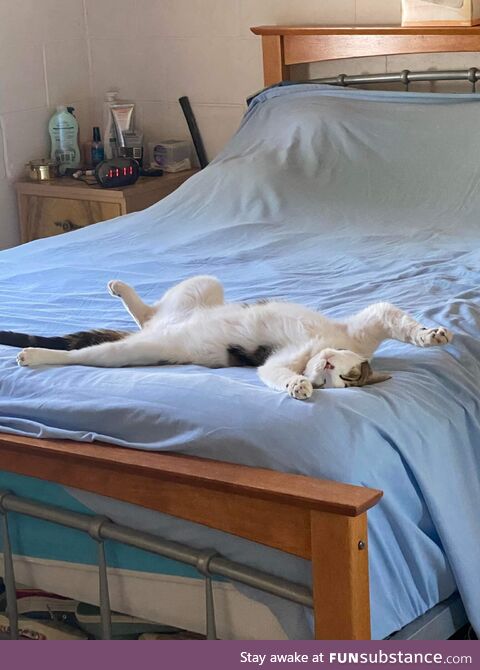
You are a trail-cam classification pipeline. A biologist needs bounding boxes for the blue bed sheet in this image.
[0,85,479,638]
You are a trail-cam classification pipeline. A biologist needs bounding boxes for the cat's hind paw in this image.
[17,348,58,367]
[107,280,128,298]
[415,326,453,347]
[17,348,40,367]
[286,376,313,400]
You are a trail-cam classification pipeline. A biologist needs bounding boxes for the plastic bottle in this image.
[48,106,81,175]
[91,127,105,166]
[103,91,119,159]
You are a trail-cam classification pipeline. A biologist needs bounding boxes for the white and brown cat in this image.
[6,275,452,400]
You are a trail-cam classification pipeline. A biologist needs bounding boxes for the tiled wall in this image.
[0,0,91,248]
[85,0,480,167]
[1,0,479,248]
[85,0,363,165]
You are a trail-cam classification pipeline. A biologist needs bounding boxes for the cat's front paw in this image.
[415,326,453,347]
[107,280,128,298]
[286,376,313,400]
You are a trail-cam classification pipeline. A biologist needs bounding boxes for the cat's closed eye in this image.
[340,361,371,387]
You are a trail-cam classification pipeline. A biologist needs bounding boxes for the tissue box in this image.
[148,140,192,172]
[402,0,480,26]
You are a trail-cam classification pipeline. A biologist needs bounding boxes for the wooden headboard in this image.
[251,25,480,87]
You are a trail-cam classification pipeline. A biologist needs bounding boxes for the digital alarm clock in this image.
[95,157,140,188]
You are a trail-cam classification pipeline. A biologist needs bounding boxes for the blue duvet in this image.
[0,85,479,638]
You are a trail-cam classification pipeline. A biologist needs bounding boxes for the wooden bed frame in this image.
[250,25,480,87]
[2,25,480,640]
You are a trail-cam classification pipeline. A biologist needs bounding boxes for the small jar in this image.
[26,159,59,181]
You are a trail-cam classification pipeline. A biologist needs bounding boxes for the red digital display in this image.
[96,159,139,187]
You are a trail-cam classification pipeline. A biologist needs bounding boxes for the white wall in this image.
[0,0,91,248]
[85,0,364,163]
[1,0,479,249]
[84,0,480,165]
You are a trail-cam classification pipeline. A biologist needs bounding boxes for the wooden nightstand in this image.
[15,170,198,243]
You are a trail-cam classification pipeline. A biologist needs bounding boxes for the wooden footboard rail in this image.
[0,433,382,639]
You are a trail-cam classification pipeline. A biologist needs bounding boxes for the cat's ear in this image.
[365,371,391,386]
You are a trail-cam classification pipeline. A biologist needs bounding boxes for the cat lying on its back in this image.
[6,275,452,400]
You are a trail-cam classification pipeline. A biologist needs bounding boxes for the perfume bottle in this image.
[91,127,105,167]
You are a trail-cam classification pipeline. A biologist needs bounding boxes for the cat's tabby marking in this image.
[0,329,127,351]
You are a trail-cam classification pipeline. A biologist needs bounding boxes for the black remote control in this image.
[140,167,164,177]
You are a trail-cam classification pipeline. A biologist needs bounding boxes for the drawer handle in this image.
[54,219,81,232]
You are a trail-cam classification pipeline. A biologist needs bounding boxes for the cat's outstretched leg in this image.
[258,346,313,400]
[108,280,156,328]
[108,275,224,327]
[17,335,165,368]
[156,275,224,317]
[346,302,453,355]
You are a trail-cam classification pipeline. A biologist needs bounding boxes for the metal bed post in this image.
[196,550,219,640]
[0,492,19,639]
[88,516,113,640]
[468,67,478,92]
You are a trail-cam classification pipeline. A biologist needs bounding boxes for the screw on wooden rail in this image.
[358,540,366,551]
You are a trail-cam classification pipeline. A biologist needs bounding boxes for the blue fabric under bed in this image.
[0,472,206,580]
[0,85,479,639]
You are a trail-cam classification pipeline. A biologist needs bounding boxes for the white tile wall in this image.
[86,0,358,173]
[0,180,21,249]
[44,39,91,106]
[239,0,357,38]
[84,0,139,39]
[0,40,47,114]
[86,0,480,176]
[0,0,91,249]
[356,0,402,24]
[1,0,480,249]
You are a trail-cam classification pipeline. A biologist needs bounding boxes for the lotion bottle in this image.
[103,90,119,159]
[48,106,81,175]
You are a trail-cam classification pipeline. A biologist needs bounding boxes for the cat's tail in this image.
[0,329,130,350]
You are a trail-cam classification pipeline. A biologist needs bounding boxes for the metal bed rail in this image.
[311,67,480,92]
[0,490,312,640]
[0,490,470,641]
[246,68,480,106]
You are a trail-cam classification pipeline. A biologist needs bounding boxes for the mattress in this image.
[0,84,479,638]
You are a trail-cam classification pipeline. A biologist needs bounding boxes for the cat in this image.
[9,275,452,400]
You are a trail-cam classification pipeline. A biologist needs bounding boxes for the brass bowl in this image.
[26,159,59,181]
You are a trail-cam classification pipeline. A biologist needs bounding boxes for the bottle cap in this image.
[93,127,101,142]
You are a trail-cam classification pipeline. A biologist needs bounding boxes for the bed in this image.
[1,26,480,640]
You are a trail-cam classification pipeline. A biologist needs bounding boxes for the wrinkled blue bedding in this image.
[0,84,479,638]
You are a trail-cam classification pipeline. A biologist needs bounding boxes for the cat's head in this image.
[304,348,390,389]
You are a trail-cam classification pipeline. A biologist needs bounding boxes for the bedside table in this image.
[15,170,198,243]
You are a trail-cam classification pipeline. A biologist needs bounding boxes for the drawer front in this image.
[22,196,122,242]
